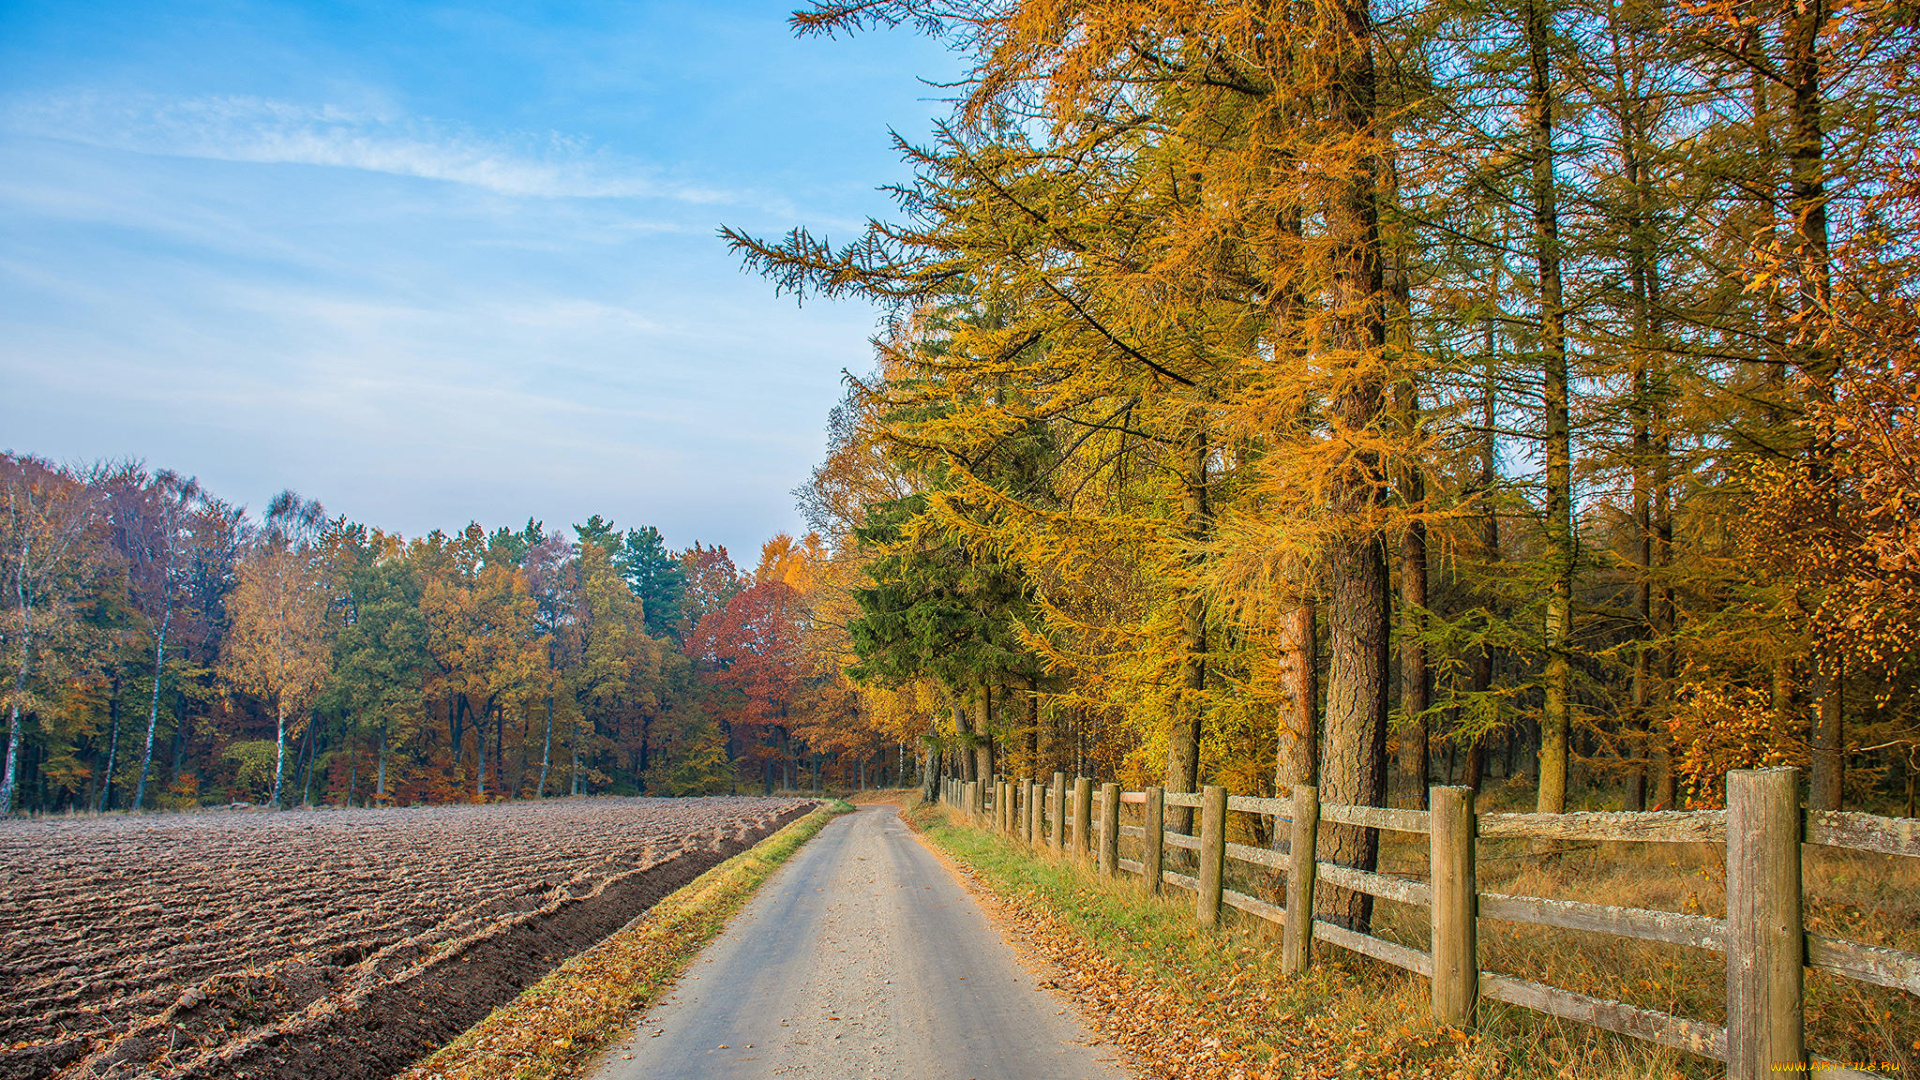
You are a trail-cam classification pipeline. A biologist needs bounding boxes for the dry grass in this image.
[1000,791,1916,1079]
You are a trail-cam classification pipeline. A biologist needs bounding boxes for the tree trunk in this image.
[377,725,388,802]
[475,701,486,800]
[538,694,553,797]
[1397,510,1429,807]
[1317,0,1392,933]
[1277,601,1318,791]
[1,700,21,815]
[98,675,122,812]
[2,561,32,815]
[133,611,171,810]
[270,698,287,809]
[972,680,995,786]
[1166,430,1210,837]
[170,689,189,790]
[1810,665,1844,810]
[1525,0,1575,814]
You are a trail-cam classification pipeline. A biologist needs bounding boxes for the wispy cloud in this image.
[2,92,733,202]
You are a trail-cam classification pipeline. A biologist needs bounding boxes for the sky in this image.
[0,0,959,558]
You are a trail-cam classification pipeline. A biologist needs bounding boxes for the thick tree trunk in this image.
[1526,0,1575,814]
[1277,602,1318,791]
[1789,0,1838,812]
[1316,0,1392,933]
[972,681,995,787]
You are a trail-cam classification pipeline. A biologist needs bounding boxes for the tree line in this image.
[0,455,906,814]
[716,0,1920,926]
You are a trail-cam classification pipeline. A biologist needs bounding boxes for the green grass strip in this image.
[399,801,851,1080]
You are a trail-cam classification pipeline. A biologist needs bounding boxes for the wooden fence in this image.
[937,768,1918,1080]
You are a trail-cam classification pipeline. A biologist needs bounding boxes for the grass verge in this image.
[907,800,1751,1080]
[397,800,851,1080]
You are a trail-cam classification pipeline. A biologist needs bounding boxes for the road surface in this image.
[587,805,1133,1080]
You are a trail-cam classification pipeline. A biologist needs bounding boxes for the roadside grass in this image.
[910,800,1839,1080]
[397,800,850,1080]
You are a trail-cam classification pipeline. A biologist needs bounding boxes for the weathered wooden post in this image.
[1099,782,1121,877]
[1726,767,1804,1079]
[1429,785,1477,1024]
[1073,776,1094,859]
[1050,772,1066,853]
[1196,785,1227,927]
[971,779,985,819]
[1283,784,1319,974]
[1026,779,1039,844]
[1144,785,1165,895]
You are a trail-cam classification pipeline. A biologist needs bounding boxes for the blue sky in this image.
[0,0,957,557]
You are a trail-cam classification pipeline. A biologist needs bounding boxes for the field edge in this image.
[395,799,851,1080]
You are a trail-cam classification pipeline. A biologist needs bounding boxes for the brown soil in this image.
[0,796,813,1080]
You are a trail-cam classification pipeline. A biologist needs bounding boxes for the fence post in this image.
[1726,767,1804,1080]
[1073,776,1094,859]
[1024,780,1037,843]
[1036,776,1052,845]
[1050,772,1066,853]
[1144,786,1165,894]
[1197,785,1228,928]
[1099,782,1121,877]
[973,779,986,819]
[1429,785,1478,1025]
[1283,784,1319,974]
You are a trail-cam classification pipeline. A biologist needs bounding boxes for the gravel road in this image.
[587,805,1133,1080]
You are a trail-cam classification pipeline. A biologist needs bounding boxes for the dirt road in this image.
[588,805,1132,1080]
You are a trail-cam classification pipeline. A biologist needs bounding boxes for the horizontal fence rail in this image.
[938,766,1914,1080]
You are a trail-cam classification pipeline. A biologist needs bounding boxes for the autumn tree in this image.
[219,492,333,809]
[0,456,106,814]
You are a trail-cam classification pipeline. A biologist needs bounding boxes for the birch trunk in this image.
[133,609,171,810]
[270,697,287,809]
[1,531,28,815]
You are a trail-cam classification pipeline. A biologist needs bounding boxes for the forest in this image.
[7,0,1920,838]
[719,0,1920,838]
[0,458,894,814]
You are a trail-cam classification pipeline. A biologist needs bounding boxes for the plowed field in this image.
[0,796,811,1080]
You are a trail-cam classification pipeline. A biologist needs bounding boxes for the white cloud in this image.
[1,92,733,202]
